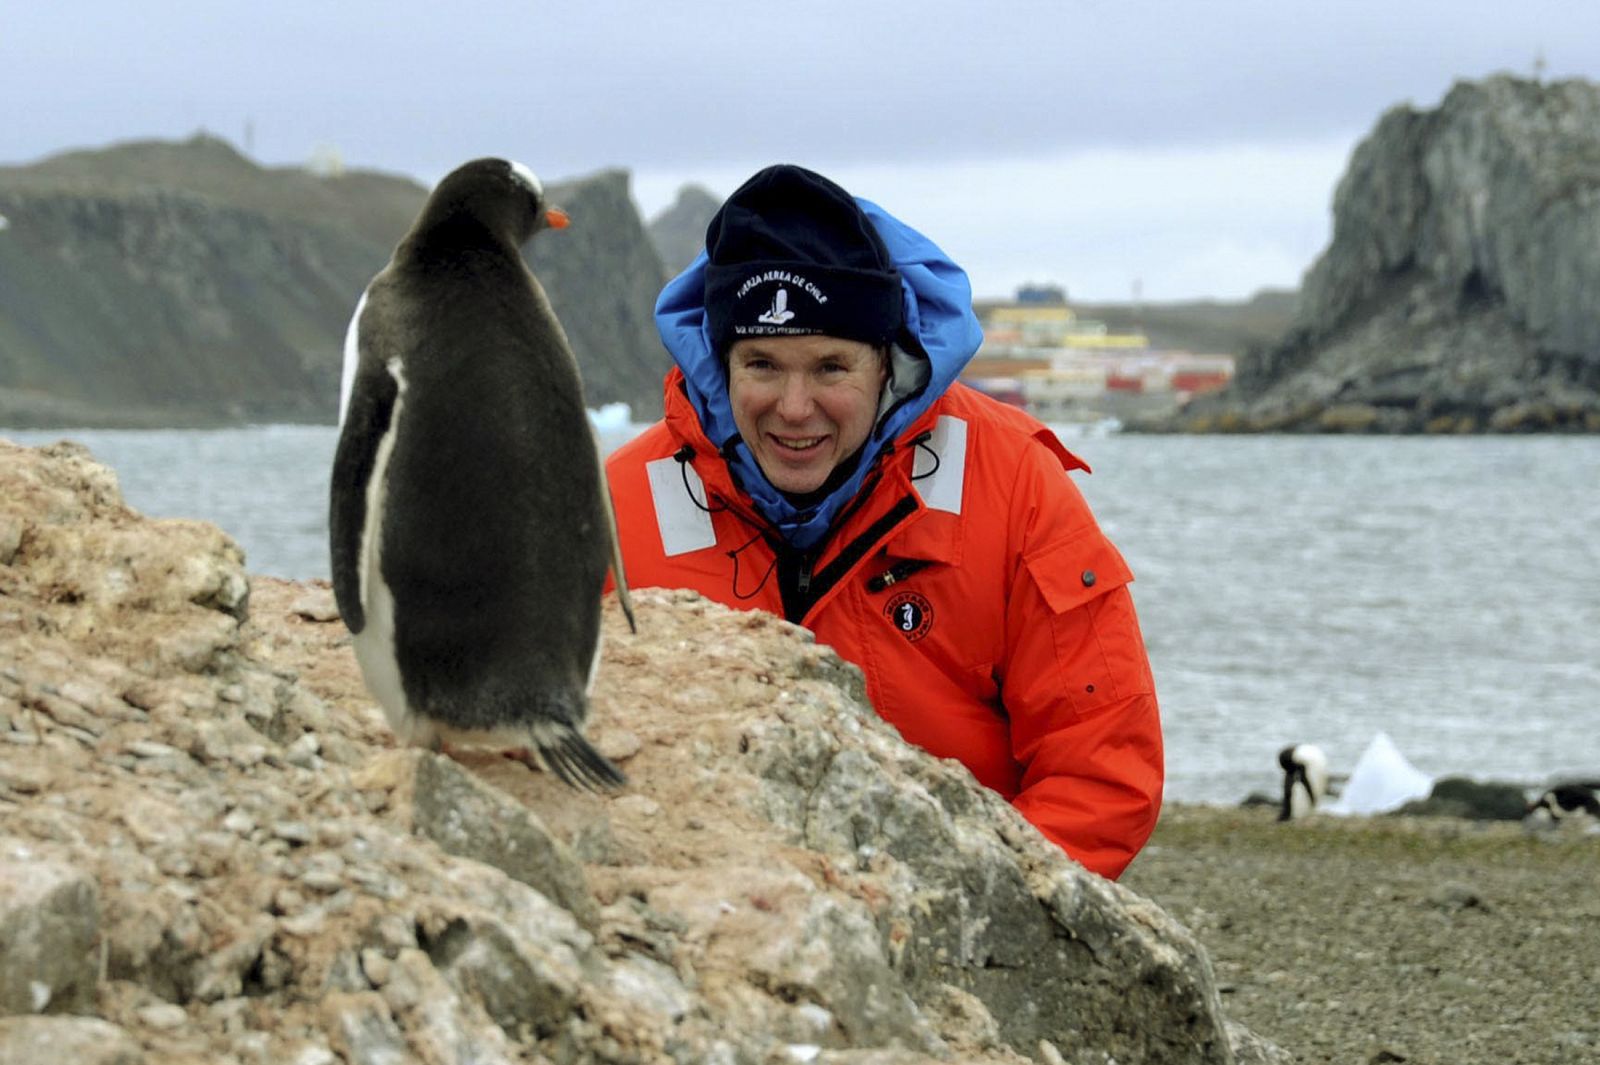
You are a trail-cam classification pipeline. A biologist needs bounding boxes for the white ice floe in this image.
[587,401,634,432]
[1323,731,1434,816]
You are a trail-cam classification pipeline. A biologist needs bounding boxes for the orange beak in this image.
[545,207,571,229]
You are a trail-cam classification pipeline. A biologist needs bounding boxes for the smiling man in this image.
[605,165,1163,879]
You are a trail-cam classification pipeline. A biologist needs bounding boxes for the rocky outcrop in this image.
[531,169,673,414]
[1152,76,1600,433]
[647,184,721,277]
[0,436,1284,1064]
[0,137,671,427]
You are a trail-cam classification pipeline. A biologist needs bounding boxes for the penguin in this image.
[1524,781,1600,827]
[330,157,634,790]
[1277,743,1329,821]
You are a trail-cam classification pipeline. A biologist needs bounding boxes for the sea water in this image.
[5,422,1597,804]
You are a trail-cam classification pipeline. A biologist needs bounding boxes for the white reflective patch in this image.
[912,415,968,514]
[508,160,543,197]
[646,456,718,556]
[338,287,369,428]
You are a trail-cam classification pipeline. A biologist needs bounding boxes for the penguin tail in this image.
[532,724,626,792]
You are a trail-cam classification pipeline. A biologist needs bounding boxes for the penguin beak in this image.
[544,207,571,230]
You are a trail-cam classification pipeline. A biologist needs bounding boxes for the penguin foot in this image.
[508,729,626,793]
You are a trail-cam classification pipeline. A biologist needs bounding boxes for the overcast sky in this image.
[6,1,1600,301]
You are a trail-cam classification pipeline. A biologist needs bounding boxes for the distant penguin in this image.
[1525,781,1600,827]
[1277,743,1329,821]
[330,157,634,789]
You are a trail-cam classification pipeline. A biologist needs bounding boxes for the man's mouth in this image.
[772,435,826,452]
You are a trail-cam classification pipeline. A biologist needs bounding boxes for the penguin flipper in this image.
[329,360,399,634]
[591,424,637,634]
[523,725,626,792]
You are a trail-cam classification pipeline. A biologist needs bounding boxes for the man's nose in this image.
[775,373,815,420]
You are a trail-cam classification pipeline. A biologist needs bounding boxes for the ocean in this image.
[5,423,1597,806]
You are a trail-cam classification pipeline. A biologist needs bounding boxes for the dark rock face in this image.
[530,169,673,417]
[0,137,671,426]
[1159,76,1600,434]
[647,183,721,277]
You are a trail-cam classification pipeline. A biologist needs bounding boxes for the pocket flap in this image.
[1023,529,1135,615]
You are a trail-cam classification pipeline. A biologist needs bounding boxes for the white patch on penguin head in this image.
[508,160,543,198]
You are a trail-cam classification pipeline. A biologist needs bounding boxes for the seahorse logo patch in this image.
[884,590,933,642]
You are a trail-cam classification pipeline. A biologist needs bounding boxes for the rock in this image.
[0,1016,145,1064]
[0,439,1279,1063]
[1228,1019,1295,1065]
[395,751,600,929]
[1153,75,1600,434]
[1426,882,1486,911]
[0,844,99,1016]
[288,586,340,623]
[648,182,722,275]
[0,139,670,426]
[1397,776,1530,821]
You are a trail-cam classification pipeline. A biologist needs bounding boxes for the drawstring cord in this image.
[674,445,775,599]
[909,430,938,482]
[728,531,778,601]
[674,445,728,514]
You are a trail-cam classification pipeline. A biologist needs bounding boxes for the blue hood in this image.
[655,198,984,551]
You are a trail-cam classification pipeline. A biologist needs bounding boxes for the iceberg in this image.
[1323,731,1434,816]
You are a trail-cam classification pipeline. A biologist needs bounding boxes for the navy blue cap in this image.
[703,165,903,355]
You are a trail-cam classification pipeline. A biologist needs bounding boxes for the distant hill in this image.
[0,136,672,427]
[647,183,720,278]
[1155,75,1600,433]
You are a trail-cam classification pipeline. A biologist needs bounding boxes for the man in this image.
[606,165,1162,879]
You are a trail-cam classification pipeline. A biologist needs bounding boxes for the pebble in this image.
[285,732,322,769]
[290,589,340,622]
[230,745,268,769]
[360,948,393,987]
[598,729,644,761]
[301,869,345,894]
[0,762,52,793]
[1427,881,1485,911]
[615,794,662,818]
[271,821,314,845]
[280,909,326,937]
[137,1002,190,1030]
[223,810,256,835]
[127,740,181,759]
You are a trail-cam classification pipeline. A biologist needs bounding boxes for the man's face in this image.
[727,334,888,495]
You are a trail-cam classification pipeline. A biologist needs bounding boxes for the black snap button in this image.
[1081,569,1096,587]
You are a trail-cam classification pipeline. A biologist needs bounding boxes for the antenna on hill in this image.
[1533,49,1547,84]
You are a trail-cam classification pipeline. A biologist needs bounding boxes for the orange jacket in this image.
[606,370,1163,878]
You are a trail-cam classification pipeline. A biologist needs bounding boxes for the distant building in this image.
[307,144,345,178]
[963,291,1234,420]
[1015,282,1068,305]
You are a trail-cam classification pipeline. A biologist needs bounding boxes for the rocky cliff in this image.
[0,137,671,427]
[647,184,721,277]
[0,437,1289,1065]
[1153,75,1600,433]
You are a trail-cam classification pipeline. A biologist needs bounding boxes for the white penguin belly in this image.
[352,357,425,745]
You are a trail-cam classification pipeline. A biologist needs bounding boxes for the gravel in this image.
[1121,804,1600,1065]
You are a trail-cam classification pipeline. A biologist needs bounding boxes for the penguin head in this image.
[418,157,570,248]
